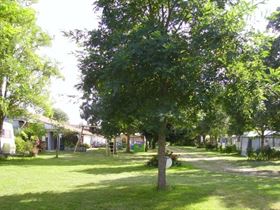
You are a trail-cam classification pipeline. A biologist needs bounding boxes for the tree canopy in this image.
[72,0,258,189]
[51,108,69,123]
[0,0,59,133]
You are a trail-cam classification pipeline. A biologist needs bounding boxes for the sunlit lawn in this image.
[0,148,279,210]
[176,146,280,172]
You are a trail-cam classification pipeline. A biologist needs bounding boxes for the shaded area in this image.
[0,149,151,167]
[0,148,279,209]
[0,170,279,210]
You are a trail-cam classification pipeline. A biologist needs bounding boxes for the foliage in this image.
[15,136,35,156]
[222,7,280,139]
[219,144,237,153]
[70,0,256,189]
[267,7,280,68]
[147,150,181,167]
[20,122,46,142]
[61,131,78,147]
[80,143,90,149]
[205,143,217,151]
[223,32,280,141]
[0,0,59,135]
[51,108,69,123]
[15,122,45,156]
[15,136,26,154]
[247,146,280,161]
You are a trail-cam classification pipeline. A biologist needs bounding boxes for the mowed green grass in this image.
[0,148,279,210]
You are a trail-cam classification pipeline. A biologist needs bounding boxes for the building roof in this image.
[15,115,94,136]
[242,130,280,138]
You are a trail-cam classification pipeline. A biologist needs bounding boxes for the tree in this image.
[223,31,280,148]
[266,7,280,68]
[52,108,69,123]
[74,0,255,189]
[0,0,59,135]
[197,102,229,145]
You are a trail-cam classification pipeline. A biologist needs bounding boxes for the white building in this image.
[240,131,280,156]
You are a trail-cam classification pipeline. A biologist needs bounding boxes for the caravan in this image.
[0,121,16,154]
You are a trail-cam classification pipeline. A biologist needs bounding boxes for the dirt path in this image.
[169,146,280,178]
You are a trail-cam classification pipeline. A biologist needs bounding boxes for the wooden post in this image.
[126,134,130,153]
[74,126,84,153]
[106,139,109,156]
[56,134,59,158]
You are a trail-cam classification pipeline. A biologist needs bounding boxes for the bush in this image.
[15,136,26,154]
[220,145,237,153]
[15,136,36,156]
[196,142,205,148]
[25,141,35,155]
[80,143,90,149]
[205,143,217,151]
[247,146,280,161]
[147,150,181,167]
[2,143,11,154]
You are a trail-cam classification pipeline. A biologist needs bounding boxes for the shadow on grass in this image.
[0,171,279,210]
[74,164,153,175]
[0,150,153,167]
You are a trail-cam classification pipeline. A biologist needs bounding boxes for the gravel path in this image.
[169,146,280,178]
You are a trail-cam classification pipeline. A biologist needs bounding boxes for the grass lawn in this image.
[175,146,280,172]
[0,148,279,210]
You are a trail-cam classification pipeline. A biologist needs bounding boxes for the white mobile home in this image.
[240,131,280,156]
[0,121,16,154]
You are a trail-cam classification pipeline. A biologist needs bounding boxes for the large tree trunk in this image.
[157,121,167,190]
[126,134,130,153]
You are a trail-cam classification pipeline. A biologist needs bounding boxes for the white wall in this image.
[83,135,92,145]
[91,135,107,146]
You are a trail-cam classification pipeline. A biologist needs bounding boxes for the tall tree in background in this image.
[265,7,280,131]
[267,7,280,68]
[52,108,69,123]
[0,0,59,134]
[224,31,280,148]
[75,0,255,189]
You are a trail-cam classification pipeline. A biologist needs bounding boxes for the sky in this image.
[32,0,279,125]
[33,0,99,125]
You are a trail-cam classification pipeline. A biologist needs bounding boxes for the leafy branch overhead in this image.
[0,0,59,132]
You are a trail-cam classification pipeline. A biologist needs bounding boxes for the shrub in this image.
[221,145,237,153]
[247,146,280,161]
[2,143,11,154]
[15,136,26,154]
[81,143,90,149]
[147,150,181,167]
[196,142,205,148]
[25,141,35,155]
[205,143,217,151]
